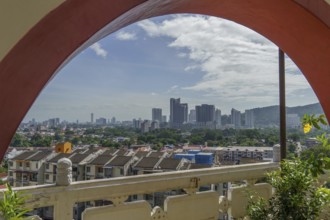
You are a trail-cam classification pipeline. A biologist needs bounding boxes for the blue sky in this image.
[24,14,318,123]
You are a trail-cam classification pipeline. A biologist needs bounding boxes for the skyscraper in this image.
[111,117,116,124]
[170,98,188,127]
[215,109,222,128]
[196,104,215,123]
[162,115,167,123]
[152,108,162,122]
[189,109,196,123]
[231,108,241,129]
[91,113,94,124]
[245,109,255,128]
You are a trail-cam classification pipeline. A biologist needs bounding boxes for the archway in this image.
[0,0,329,160]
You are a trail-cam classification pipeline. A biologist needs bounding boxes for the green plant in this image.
[247,158,329,220]
[247,114,330,219]
[0,183,30,220]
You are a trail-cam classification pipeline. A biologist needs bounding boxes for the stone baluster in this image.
[55,158,73,220]
[273,144,281,162]
[56,158,72,186]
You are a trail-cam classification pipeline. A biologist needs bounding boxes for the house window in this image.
[26,162,30,167]
[36,163,38,169]
[120,168,124,175]
[9,172,13,177]
[9,161,13,167]
[46,164,49,170]
[19,162,22,167]
[86,166,91,173]
[45,174,49,180]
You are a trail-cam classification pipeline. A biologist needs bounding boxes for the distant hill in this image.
[252,103,323,127]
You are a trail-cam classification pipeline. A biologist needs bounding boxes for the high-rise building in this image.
[162,115,167,123]
[141,120,151,133]
[245,109,255,128]
[189,109,196,123]
[231,108,241,129]
[133,119,142,129]
[111,117,116,124]
[96,117,107,125]
[195,104,215,123]
[91,113,94,124]
[215,109,222,129]
[152,108,162,122]
[150,121,159,130]
[170,98,188,127]
[48,118,60,127]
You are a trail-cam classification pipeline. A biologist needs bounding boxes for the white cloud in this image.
[177,52,187,58]
[138,15,314,108]
[116,31,137,41]
[89,42,108,59]
[166,85,179,93]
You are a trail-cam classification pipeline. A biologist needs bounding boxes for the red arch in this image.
[0,0,329,159]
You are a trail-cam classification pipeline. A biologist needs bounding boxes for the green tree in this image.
[0,183,31,220]
[10,134,30,147]
[247,158,330,220]
[247,114,330,219]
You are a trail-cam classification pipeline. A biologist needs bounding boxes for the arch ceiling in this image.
[0,0,329,159]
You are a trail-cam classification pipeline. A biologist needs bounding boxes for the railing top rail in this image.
[1,162,278,206]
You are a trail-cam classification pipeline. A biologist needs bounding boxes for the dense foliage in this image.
[247,114,330,219]
[0,184,31,220]
[11,124,324,149]
[247,158,330,220]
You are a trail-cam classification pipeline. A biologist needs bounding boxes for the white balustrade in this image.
[1,161,279,220]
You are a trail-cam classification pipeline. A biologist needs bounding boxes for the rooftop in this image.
[134,157,161,169]
[148,151,165,158]
[47,153,72,163]
[189,163,213,169]
[134,151,149,158]
[11,151,38,160]
[102,149,117,155]
[27,151,52,161]
[158,158,182,170]
[89,155,113,165]
[106,156,133,167]
[69,154,90,164]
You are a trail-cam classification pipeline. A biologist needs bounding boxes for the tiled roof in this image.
[89,155,113,165]
[180,162,190,170]
[134,151,149,158]
[158,158,181,170]
[148,151,164,158]
[28,151,52,161]
[115,149,127,156]
[220,161,236,166]
[83,149,99,155]
[47,153,72,163]
[189,163,213,169]
[102,149,117,155]
[11,151,37,160]
[134,157,160,169]
[72,149,86,154]
[69,154,90,164]
[106,156,132,167]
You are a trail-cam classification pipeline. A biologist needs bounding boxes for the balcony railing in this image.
[1,159,280,220]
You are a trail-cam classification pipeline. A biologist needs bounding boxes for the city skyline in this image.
[23,14,318,122]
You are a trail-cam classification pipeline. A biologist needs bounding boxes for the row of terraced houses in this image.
[7,146,273,219]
